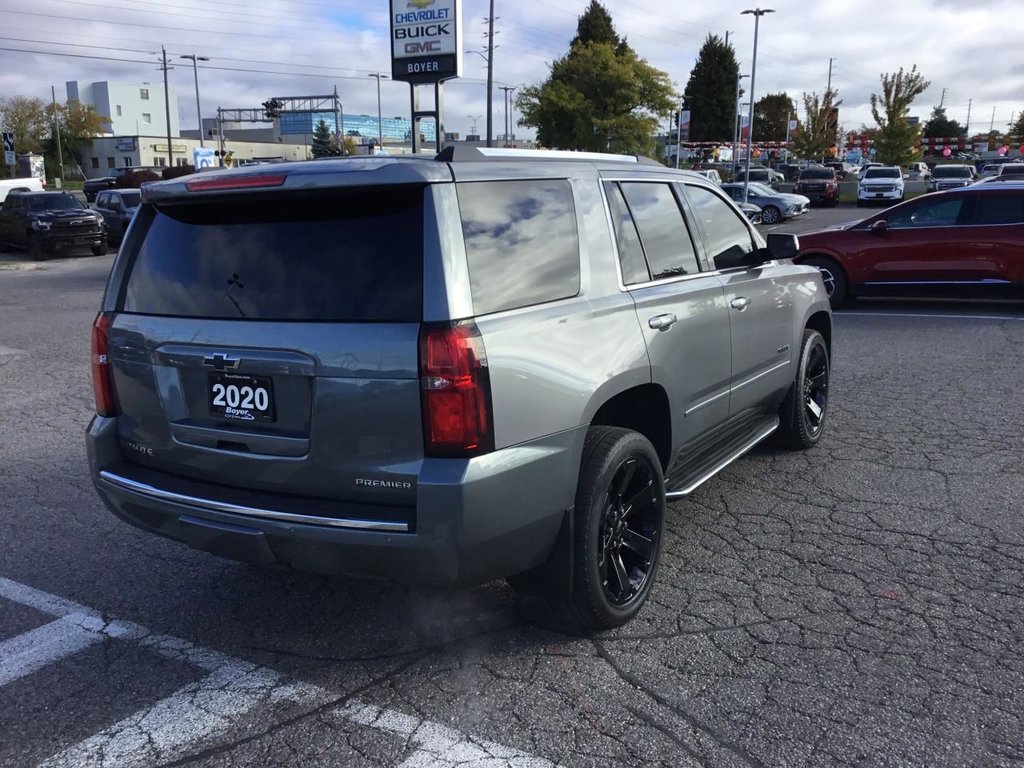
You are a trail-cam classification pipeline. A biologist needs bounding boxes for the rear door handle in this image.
[730,297,751,311]
[648,313,677,331]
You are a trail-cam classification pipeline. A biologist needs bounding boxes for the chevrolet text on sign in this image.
[390,0,462,83]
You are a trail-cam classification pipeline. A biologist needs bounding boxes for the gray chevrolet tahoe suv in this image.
[87,147,832,630]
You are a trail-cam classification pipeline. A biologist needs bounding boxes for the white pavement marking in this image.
[833,310,1023,321]
[0,577,559,768]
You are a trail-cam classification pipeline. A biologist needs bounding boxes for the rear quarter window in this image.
[121,187,424,322]
[457,179,580,315]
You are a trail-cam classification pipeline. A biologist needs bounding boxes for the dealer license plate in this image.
[208,372,275,423]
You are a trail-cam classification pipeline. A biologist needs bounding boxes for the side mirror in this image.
[870,219,888,235]
[766,232,799,260]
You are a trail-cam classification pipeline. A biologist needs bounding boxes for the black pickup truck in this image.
[0,191,106,259]
[83,167,160,202]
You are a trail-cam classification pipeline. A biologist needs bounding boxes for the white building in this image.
[66,80,180,138]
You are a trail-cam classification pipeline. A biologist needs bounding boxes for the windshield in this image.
[800,170,834,179]
[118,192,142,208]
[998,165,1024,175]
[27,194,85,212]
[932,166,971,178]
[745,182,776,196]
[864,168,900,179]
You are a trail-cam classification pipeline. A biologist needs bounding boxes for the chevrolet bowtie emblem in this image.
[202,353,241,371]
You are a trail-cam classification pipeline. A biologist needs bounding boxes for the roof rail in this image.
[435,145,663,166]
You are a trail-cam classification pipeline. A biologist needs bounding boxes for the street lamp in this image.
[740,8,774,203]
[674,93,691,169]
[732,74,749,173]
[467,114,483,136]
[368,73,389,150]
[179,54,209,147]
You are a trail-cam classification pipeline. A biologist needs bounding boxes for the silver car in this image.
[720,182,810,224]
[87,148,832,630]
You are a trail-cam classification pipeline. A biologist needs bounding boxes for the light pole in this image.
[499,86,516,144]
[180,54,209,147]
[741,8,774,203]
[674,93,690,169]
[732,73,749,171]
[368,73,388,150]
[467,114,483,136]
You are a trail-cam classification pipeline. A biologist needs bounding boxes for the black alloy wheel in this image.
[775,329,830,449]
[597,455,660,607]
[803,340,829,438]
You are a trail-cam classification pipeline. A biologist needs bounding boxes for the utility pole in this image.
[826,57,834,96]
[485,0,495,147]
[333,85,342,154]
[741,8,774,204]
[368,73,388,149]
[50,85,64,180]
[179,54,209,147]
[675,94,684,169]
[989,105,996,132]
[499,86,516,145]
[939,88,946,108]
[732,74,748,168]
[160,47,173,167]
[965,98,972,137]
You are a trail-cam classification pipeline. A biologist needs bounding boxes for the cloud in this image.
[1,0,1021,140]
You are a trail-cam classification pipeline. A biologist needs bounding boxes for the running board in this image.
[665,416,779,499]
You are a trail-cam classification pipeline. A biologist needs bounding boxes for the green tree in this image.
[516,4,674,156]
[46,100,109,166]
[570,0,619,47]
[870,65,930,165]
[1007,111,1024,143]
[310,119,340,158]
[752,92,795,142]
[0,96,48,153]
[789,90,842,160]
[921,106,964,139]
[681,35,740,142]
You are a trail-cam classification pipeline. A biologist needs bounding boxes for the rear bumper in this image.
[87,415,583,587]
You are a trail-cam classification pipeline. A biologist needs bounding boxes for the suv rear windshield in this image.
[932,166,972,178]
[122,187,424,322]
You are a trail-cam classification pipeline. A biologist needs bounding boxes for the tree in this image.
[516,3,674,156]
[0,96,48,153]
[921,106,964,139]
[752,92,795,142]
[1007,112,1024,143]
[789,90,842,160]
[681,35,741,142]
[310,119,340,158]
[570,0,619,47]
[48,100,109,164]
[870,65,930,165]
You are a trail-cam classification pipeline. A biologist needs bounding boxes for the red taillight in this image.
[184,173,287,192]
[419,321,494,458]
[91,312,118,417]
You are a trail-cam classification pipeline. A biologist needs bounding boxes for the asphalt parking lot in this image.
[2,215,1023,766]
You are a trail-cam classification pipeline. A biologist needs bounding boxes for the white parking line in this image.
[0,576,558,768]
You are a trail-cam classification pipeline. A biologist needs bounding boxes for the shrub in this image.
[162,164,195,180]
[115,170,161,188]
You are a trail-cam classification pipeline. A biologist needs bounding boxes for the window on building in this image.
[91,157,100,169]
[107,157,116,169]
[154,157,167,167]
[176,158,188,166]
[124,158,134,167]
[140,88,149,100]
[116,105,122,116]
[141,113,152,124]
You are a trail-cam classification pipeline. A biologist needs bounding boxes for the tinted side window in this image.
[970,194,1024,225]
[887,197,964,228]
[603,182,650,285]
[458,180,579,315]
[123,187,424,321]
[619,183,700,279]
[681,185,756,268]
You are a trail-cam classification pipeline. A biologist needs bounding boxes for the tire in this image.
[91,242,108,257]
[802,255,849,308]
[554,426,666,631]
[775,329,830,450]
[761,205,782,225]
[28,233,47,261]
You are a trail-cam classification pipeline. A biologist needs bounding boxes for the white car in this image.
[857,166,904,206]
[690,169,723,185]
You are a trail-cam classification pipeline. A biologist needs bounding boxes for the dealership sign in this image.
[390,0,462,84]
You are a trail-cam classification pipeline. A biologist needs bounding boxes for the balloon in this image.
[943,147,952,157]
[998,146,1007,156]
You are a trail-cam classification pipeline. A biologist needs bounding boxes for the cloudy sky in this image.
[1,0,1021,142]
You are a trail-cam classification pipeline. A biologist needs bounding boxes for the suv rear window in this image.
[122,187,424,321]
[457,180,579,315]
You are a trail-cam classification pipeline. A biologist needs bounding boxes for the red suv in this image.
[795,185,1024,306]
[793,168,840,207]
